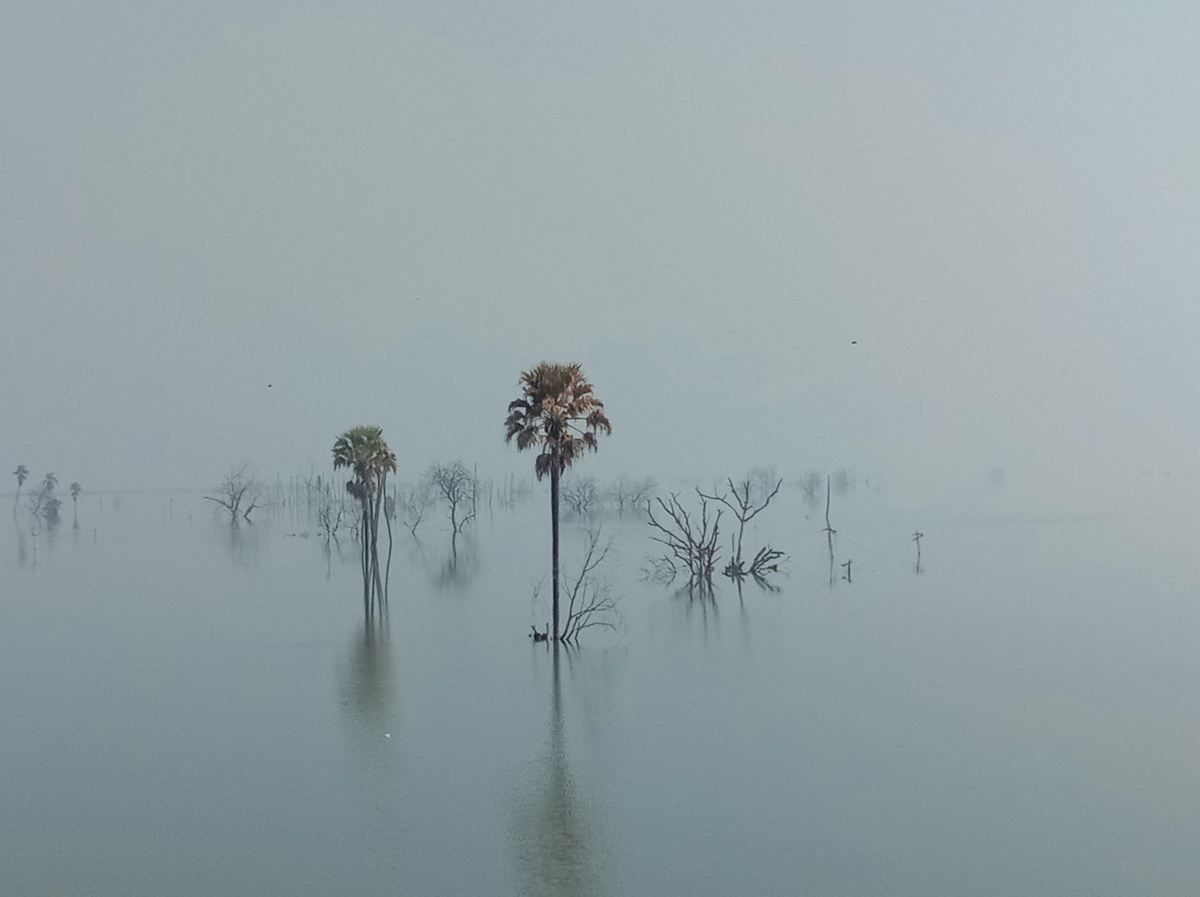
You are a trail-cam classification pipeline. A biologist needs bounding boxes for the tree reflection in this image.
[512,645,605,897]
[433,535,478,593]
[221,520,261,569]
[16,525,29,568]
[674,586,719,645]
[338,611,399,749]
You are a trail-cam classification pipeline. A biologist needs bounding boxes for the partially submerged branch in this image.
[699,476,785,581]
[205,464,264,522]
[531,528,622,642]
[559,529,621,642]
[645,491,721,595]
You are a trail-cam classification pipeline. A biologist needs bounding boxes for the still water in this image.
[2,482,1199,895]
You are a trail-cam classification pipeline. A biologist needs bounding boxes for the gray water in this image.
[3,483,1199,896]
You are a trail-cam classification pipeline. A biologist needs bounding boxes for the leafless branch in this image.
[645,491,721,595]
[559,528,622,642]
[428,462,477,535]
[699,476,783,578]
[205,464,265,522]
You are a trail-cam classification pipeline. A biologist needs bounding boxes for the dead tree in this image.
[800,471,822,503]
[698,476,785,580]
[205,464,264,522]
[824,476,836,587]
[559,528,621,642]
[429,462,477,536]
[913,531,924,572]
[398,480,437,536]
[562,475,599,516]
[316,489,345,543]
[645,491,722,595]
[607,475,656,515]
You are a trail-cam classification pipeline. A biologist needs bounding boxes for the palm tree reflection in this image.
[512,645,605,897]
[338,611,398,750]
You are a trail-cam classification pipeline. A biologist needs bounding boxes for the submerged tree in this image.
[428,461,477,538]
[12,465,28,514]
[698,476,785,581]
[333,426,397,611]
[397,480,436,537]
[646,491,722,595]
[558,528,621,642]
[204,464,264,522]
[506,363,612,641]
[29,472,62,525]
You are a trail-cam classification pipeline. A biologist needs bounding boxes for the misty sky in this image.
[4,1,1198,508]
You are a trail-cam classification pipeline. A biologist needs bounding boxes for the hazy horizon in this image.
[5,2,1198,512]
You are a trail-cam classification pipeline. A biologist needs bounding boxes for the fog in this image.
[4,2,1198,513]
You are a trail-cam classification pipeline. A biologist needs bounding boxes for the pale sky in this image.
[3,1,1198,510]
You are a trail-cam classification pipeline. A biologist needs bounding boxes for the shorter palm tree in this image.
[12,465,28,514]
[333,427,397,610]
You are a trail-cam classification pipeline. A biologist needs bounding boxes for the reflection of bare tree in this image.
[433,536,478,593]
[221,520,261,568]
[674,585,720,645]
[513,646,605,897]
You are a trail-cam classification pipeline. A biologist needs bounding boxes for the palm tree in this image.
[506,363,612,640]
[39,473,60,524]
[12,465,28,514]
[333,426,397,610]
[70,482,82,524]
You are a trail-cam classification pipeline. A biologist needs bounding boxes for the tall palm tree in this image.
[506,363,612,640]
[12,465,28,514]
[333,426,397,609]
[70,482,82,524]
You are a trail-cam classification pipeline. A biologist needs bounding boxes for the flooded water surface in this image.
[3,485,1199,895]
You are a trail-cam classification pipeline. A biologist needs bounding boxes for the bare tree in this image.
[397,480,437,536]
[698,476,784,580]
[559,529,621,642]
[562,476,598,516]
[532,529,621,642]
[645,491,722,595]
[799,471,822,504]
[607,475,656,515]
[748,466,780,503]
[316,480,346,543]
[429,461,477,535]
[823,476,837,587]
[205,464,264,522]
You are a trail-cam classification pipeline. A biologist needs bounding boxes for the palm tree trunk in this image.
[381,473,393,599]
[360,498,371,587]
[551,464,560,640]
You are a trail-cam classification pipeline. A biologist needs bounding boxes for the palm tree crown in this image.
[13,466,28,488]
[505,363,612,477]
[332,426,396,499]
